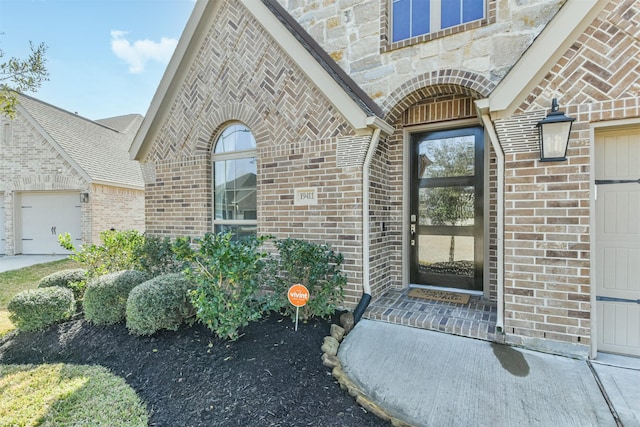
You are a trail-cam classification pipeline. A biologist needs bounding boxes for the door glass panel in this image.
[419,186,474,226]
[419,235,474,277]
[418,135,475,179]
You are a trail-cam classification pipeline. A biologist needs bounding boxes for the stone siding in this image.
[277,0,563,110]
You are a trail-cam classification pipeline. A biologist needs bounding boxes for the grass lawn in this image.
[0,258,80,336]
[0,364,148,426]
[0,259,150,426]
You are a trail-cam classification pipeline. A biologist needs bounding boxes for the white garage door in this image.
[595,128,640,357]
[20,192,81,255]
[0,196,5,255]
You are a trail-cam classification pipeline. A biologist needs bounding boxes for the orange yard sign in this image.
[288,284,309,307]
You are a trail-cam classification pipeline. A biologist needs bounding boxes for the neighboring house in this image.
[0,93,145,255]
[130,0,640,359]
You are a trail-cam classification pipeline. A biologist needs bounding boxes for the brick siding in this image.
[0,106,143,254]
[91,184,145,242]
[142,1,366,307]
[143,0,639,357]
[494,0,640,354]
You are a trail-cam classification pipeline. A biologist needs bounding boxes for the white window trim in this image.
[390,0,486,43]
[211,126,257,233]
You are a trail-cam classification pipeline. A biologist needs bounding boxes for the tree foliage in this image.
[0,41,49,118]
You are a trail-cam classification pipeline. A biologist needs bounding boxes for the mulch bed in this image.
[0,313,387,426]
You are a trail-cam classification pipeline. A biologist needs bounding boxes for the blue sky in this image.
[0,0,195,120]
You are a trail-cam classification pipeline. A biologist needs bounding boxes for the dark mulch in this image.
[0,313,387,427]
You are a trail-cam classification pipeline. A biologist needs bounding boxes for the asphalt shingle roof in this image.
[17,94,144,188]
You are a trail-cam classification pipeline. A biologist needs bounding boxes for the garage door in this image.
[0,196,5,255]
[595,128,640,356]
[20,192,81,255]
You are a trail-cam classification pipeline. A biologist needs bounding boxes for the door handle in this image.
[51,226,57,235]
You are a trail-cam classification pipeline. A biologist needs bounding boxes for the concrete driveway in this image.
[0,255,69,274]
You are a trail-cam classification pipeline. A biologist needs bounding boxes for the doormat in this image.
[407,288,471,304]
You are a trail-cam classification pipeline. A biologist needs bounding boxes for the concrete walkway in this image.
[338,320,640,427]
[0,255,69,273]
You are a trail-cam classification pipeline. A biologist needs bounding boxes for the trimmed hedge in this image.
[8,287,75,332]
[37,268,88,301]
[126,273,195,336]
[83,270,150,326]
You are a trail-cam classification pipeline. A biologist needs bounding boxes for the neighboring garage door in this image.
[0,196,5,255]
[20,192,81,255]
[595,128,640,357]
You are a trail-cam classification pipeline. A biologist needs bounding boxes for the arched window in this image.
[212,124,257,238]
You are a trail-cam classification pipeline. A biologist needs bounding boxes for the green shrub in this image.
[59,230,145,278]
[126,273,195,336]
[37,268,88,301]
[262,238,346,321]
[83,271,150,326]
[173,232,270,341]
[135,235,186,277]
[7,288,75,332]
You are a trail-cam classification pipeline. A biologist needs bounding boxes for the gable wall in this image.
[494,0,640,355]
[0,113,89,254]
[143,0,371,306]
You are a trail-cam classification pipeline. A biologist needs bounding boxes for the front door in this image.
[595,128,640,356]
[410,126,483,291]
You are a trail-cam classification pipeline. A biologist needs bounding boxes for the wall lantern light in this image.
[536,98,575,162]
[80,193,89,203]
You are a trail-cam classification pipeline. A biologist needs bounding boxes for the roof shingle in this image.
[17,94,144,188]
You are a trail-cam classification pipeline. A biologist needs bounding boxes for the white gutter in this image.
[476,99,505,333]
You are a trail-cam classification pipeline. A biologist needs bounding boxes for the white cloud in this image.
[110,30,178,74]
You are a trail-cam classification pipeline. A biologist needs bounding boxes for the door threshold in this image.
[408,283,483,297]
[592,352,640,369]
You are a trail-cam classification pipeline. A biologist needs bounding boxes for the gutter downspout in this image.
[353,126,383,323]
[477,100,505,334]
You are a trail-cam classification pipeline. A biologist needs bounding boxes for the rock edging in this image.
[320,313,415,427]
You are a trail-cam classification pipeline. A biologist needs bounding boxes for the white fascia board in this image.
[241,0,372,132]
[489,0,608,120]
[130,0,217,161]
[16,105,93,184]
[91,180,144,191]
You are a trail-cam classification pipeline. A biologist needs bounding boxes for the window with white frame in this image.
[392,0,485,43]
[212,124,257,238]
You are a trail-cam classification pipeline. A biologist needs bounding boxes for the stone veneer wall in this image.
[276,0,563,110]
[494,0,640,355]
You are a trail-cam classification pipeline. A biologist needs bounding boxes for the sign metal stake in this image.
[287,284,310,332]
